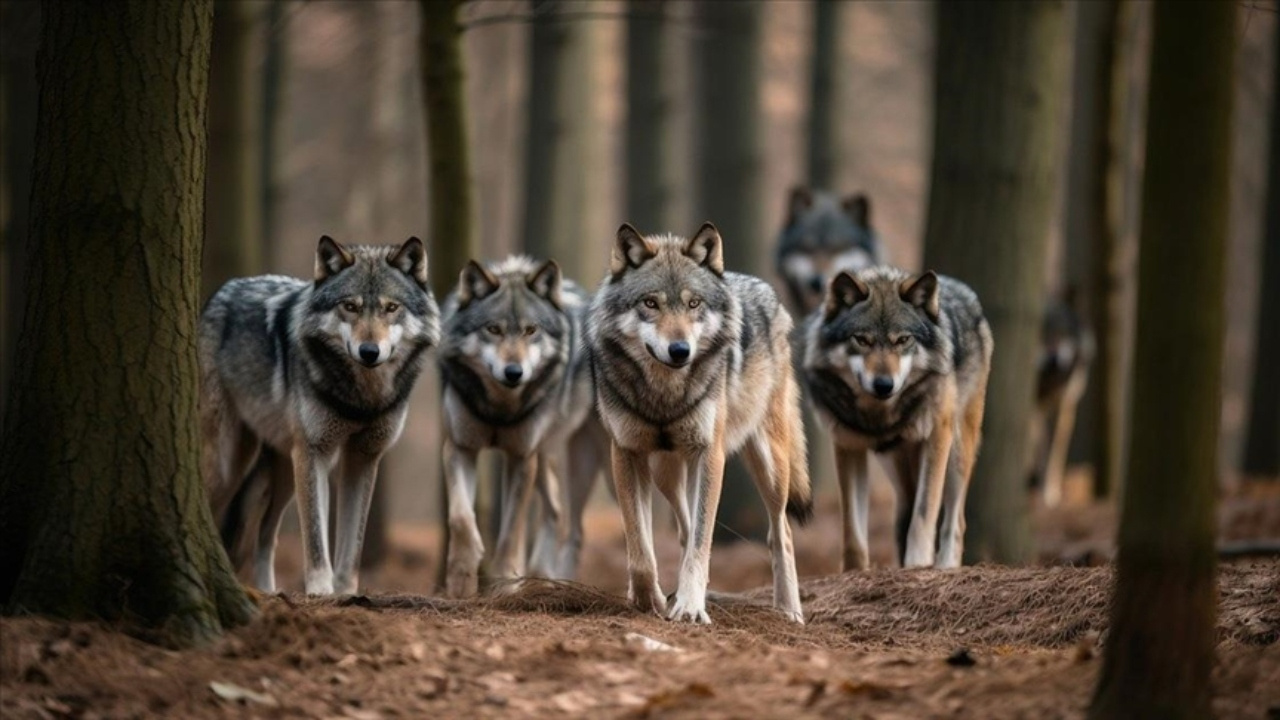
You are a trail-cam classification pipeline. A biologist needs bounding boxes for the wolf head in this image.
[776,186,880,314]
[600,222,733,369]
[442,256,569,389]
[810,267,942,400]
[1039,285,1092,375]
[307,235,441,368]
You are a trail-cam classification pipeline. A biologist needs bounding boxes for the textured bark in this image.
[626,0,677,231]
[694,0,767,543]
[922,1,1069,564]
[1242,13,1280,480]
[1089,3,1233,716]
[204,0,264,298]
[1063,0,1122,499]
[0,0,39,426]
[0,0,255,647]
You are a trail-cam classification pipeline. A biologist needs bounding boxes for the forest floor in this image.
[2,480,1278,719]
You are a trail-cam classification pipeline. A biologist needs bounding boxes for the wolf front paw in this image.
[665,593,710,624]
[779,607,805,624]
[629,579,667,616]
[445,569,480,598]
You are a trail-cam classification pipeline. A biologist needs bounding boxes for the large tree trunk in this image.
[0,0,40,425]
[693,0,767,544]
[0,0,255,647]
[1089,3,1234,716]
[420,0,476,590]
[203,0,265,299]
[626,0,677,231]
[1062,0,1122,499]
[922,1,1069,564]
[1242,13,1280,481]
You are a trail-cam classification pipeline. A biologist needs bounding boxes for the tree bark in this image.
[807,0,849,190]
[1242,12,1280,480]
[259,0,286,254]
[694,0,767,543]
[626,0,677,231]
[1089,3,1233,717]
[204,0,265,299]
[922,1,1069,564]
[0,0,255,647]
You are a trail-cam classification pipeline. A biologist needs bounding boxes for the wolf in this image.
[802,267,992,570]
[200,236,440,596]
[437,255,608,597]
[587,222,812,624]
[775,186,884,316]
[1029,287,1094,507]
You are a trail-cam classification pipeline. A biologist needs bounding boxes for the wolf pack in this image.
[200,186,1090,625]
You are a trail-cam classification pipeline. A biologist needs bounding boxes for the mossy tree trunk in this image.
[922,1,1069,564]
[694,0,767,544]
[0,0,255,647]
[1089,3,1234,717]
[204,0,265,299]
[1242,13,1280,481]
[626,0,677,231]
[420,0,477,589]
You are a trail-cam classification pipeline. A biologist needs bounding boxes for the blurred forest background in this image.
[1,0,1276,571]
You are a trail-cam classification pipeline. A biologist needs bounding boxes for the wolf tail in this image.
[783,373,814,525]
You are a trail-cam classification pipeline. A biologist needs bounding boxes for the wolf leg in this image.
[668,434,726,625]
[1043,367,1087,508]
[491,452,539,586]
[554,420,609,579]
[891,449,920,567]
[252,450,294,593]
[443,438,484,598]
[742,428,804,624]
[291,442,337,595]
[904,408,955,568]
[653,452,690,549]
[612,445,664,614]
[835,447,871,571]
[333,449,382,595]
[528,453,565,579]
[938,390,986,568]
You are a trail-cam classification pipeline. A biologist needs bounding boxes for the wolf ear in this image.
[901,271,940,321]
[527,259,563,308]
[611,223,656,276]
[842,193,871,229]
[315,235,355,282]
[389,236,429,288]
[787,186,813,224]
[824,271,869,320]
[684,222,725,276]
[457,260,499,307]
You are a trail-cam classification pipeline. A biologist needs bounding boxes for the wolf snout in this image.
[358,342,381,366]
[871,376,895,398]
[808,276,825,293]
[668,341,691,364]
[503,363,524,386]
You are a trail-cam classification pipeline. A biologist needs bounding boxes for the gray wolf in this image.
[1029,287,1093,507]
[775,186,884,316]
[587,222,812,624]
[437,255,607,597]
[200,236,440,595]
[802,267,992,569]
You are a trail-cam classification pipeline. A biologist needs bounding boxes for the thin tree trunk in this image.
[694,0,767,543]
[1063,0,1122,499]
[807,0,847,190]
[260,0,286,253]
[420,0,476,590]
[0,0,39,426]
[1242,14,1280,480]
[0,0,254,647]
[1089,3,1233,716]
[626,0,676,231]
[204,0,265,299]
[922,1,1069,564]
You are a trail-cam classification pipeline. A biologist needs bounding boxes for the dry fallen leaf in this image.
[210,681,278,707]
[624,632,682,653]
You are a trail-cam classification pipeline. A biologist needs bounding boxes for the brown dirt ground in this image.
[2,481,1278,719]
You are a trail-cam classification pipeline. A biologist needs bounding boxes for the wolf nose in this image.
[358,343,380,365]
[503,364,524,383]
[871,376,895,398]
[809,276,825,293]
[668,341,691,363]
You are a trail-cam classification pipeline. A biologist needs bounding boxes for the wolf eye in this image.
[385,302,399,313]
[524,325,539,336]
[894,336,912,347]
[486,324,502,336]
[342,301,359,313]
[642,298,659,310]
[853,334,873,347]
[688,298,701,309]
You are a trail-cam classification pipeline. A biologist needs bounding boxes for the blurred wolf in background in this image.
[803,267,992,570]
[1029,287,1094,507]
[201,236,440,596]
[774,186,884,316]
[437,256,608,597]
[588,222,812,624]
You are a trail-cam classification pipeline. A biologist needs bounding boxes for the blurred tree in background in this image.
[922,1,1069,564]
[1090,2,1234,716]
[626,0,678,232]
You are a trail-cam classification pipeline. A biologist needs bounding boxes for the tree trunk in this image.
[1089,3,1233,716]
[922,1,1069,564]
[204,0,264,299]
[626,0,677,231]
[806,0,849,190]
[260,0,286,254]
[694,0,767,544]
[1062,0,1122,500]
[420,0,476,590]
[1242,13,1280,481]
[0,0,255,647]
[0,0,39,426]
